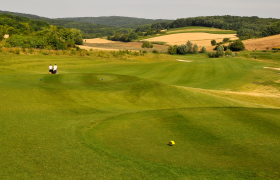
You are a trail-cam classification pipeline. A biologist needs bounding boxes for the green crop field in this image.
[0,51,280,179]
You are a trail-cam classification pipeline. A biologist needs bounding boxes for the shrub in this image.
[214,45,227,50]
[152,49,159,54]
[253,55,259,59]
[193,43,199,54]
[223,38,230,43]
[15,48,20,55]
[225,49,232,56]
[41,50,49,55]
[211,40,216,46]
[177,44,188,55]
[75,46,81,51]
[141,41,153,48]
[168,45,178,55]
[228,40,245,51]
[134,51,140,56]
[142,50,147,53]
[207,51,217,58]
[186,40,193,53]
[245,53,251,58]
[70,48,77,55]
[4,43,11,48]
[0,31,3,41]
[216,46,224,57]
[201,46,207,53]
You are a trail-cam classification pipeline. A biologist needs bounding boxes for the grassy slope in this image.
[0,52,280,179]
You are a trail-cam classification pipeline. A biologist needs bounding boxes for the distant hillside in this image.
[0,10,48,20]
[55,16,172,28]
[0,10,119,38]
[0,13,83,49]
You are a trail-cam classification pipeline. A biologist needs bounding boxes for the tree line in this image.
[108,16,280,42]
[0,13,83,49]
[150,16,280,39]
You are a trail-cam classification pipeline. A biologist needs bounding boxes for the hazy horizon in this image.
[1,0,280,19]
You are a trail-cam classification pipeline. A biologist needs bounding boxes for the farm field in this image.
[143,26,238,50]
[81,39,168,52]
[243,34,280,51]
[79,27,237,52]
[144,33,238,46]
[0,52,280,179]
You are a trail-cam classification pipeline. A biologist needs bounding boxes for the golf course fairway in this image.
[0,52,280,179]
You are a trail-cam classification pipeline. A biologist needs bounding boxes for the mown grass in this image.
[0,51,280,179]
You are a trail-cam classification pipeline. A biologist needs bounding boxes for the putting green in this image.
[89,108,280,170]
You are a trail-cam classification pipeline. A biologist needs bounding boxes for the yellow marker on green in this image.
[169,141,175,146]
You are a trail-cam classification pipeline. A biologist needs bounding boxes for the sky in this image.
[1,0,280,19]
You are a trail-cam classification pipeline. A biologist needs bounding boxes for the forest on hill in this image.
[0,10,49,20]
[0,11,169,38]
[1,10,280,43]
[0,13,83,49]
[55,16,171,28]
[0,10,121,38]
[109,15,280,42]
[150,16,280,39]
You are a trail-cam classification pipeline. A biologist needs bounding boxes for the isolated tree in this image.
[216,46,224,57]
[228,40,245,51]
[186,40,193,53]
[193,43,199,53]
[211,40,216,46]
[201,46,207,53]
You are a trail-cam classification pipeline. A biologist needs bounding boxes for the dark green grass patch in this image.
[86,108,280,179]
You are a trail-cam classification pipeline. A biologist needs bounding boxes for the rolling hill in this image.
[55,16,171,28]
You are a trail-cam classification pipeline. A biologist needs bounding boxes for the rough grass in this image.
[0,52,280,179]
